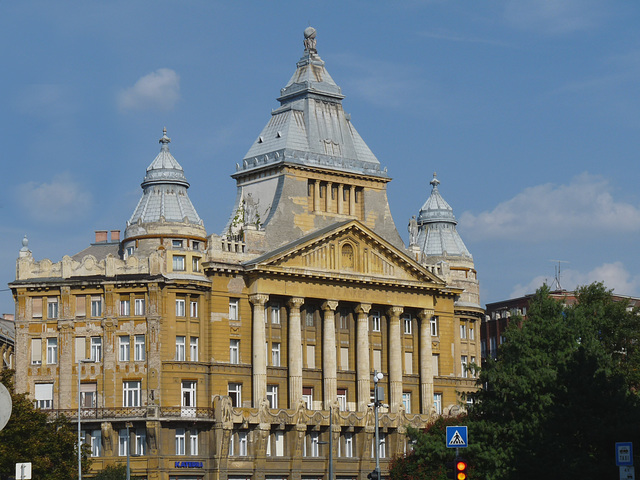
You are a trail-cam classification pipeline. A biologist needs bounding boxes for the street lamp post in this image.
[318,406,334,480]
[373,371,384,479]
[126,421,133,480]
[77,358,90,480]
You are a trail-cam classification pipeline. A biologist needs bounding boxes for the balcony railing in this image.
[46,406,214,421]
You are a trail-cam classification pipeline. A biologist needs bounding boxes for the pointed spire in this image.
[159,127,171,151]
[430,172,440,189]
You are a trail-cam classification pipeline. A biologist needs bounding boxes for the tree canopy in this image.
[0,369,90,480]
[390,282,640,480]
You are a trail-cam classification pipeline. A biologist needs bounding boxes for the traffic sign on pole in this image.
[617,442,634,466]
[446,426,468,448]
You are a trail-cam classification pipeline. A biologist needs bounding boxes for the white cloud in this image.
[460,173,640,241]
[503,0,604,35]
[17,173,92,223]
[511,261,640,298]
[117,68,180,112]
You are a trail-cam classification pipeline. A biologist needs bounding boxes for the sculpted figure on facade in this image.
[303,27,317,53]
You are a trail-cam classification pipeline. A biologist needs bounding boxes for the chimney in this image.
[110,230,121,242]
[95,230,108,243]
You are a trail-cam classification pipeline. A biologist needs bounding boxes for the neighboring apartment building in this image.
[0,314,14,370]
[10,28,481,480]
[482,290,640,359]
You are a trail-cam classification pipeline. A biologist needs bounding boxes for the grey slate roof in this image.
[127,129,203,226]
[236,29,386,179]
[416,174,472,259]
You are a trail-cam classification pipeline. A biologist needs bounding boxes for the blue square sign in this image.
[446,426,468,448]
[616,442,633,466]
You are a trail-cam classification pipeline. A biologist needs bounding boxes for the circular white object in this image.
[0,383,12,431]
[376,372,384,380]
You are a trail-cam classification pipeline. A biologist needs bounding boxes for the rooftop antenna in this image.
[549,260,569,291]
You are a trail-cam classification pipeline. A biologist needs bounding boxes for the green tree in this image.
[92,464,143,480]
[0,369,90,480]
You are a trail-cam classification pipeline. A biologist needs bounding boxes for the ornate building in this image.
[10,28,481,480]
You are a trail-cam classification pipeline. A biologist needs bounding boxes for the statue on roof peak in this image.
[304,27,317,54]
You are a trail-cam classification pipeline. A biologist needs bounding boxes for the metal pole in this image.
[78,358,82,480]
[126,422,131,480]
[374,370,381,478]
[328,406,334,480]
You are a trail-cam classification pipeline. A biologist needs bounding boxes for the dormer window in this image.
[192,241,200,251]
[172,240,183,249]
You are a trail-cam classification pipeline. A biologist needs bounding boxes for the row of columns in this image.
[310,180,357,216]
[249,294,435,414]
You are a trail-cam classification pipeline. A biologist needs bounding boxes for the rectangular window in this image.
[172,239,183,248]
[47,297,59,319]
[176,336,186,361]
[340,346,349,371]
[135,428,146,456]
[181,381,196,417]
[91,296,102,317]
[432,354,439,376]
[192,256,200,272]
[190,429,199,456]
[34,383,53,409]
[238,431,248,456]
[371,311,381,332]
[308,431,319,457]
[46,338,57,365]
[175,299,186,317]
[192,241,200,251]
[76,335,86,362]
[471,356,476,377]
[267,385,278,409]
[229,298,239,320]
[434,393,443,414]
[270,303,281,324]
[90,429,101,457]
[337,388,347,411]
[339,309,349,329]
[460,324,467,339]
[75,295,86,317]
[302,387,313,410]
[32,297,43,318]
[404,351,413,375]
[402,313,412,335]
[373,433,387,458]
[430,316,438,336]
[230,339,240,364]
[190,300,198,318]
[228,383,242,407]
[90,337,102,362]
[120,299,130,316]
[461,355,468,378]
[175,428,186,455]
[119,429,129,457]
[343,432,354,458]
[80,383,97,408]
[271,342,281,366]
[123,381,141,407]
[173,255,186,271]
[134,298,145,316]
[373,349,382,372]
[119,336,130,362]
[305,307,315,327]
[306,345,316,369]
[469,325,475,340]
[126,246,134,257]
[31,338,42,365]
[190,337,199,362]
[402,392,412,414]
[134,335,145,361]
[274,430,284,456]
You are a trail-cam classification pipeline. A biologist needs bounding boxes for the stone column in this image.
[313,180,320,212]
[419,309,435,414]
[337,184,344,214]
[326,182,333,213]
[250,294,269,408]
[356,303,372,411]
[349,186,356,216]
[288,297,304,407]
[388,306,403,413]
[322,300,339,409]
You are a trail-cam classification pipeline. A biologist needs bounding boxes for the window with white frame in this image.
[460,323,467,339]
[340,346,349,371]
[119,429,129,456]
[134,298,145,316]
[343,432,354,458]
[461,355,468,378]
[181,381,196,416]
[34,383,53,409]
[192,256,200,272]
[120,299,130,316]
[135,428,146,456]
[238,431,248,456]
[373,433,386,458]
[31,338,42,365]
[90,337,102,362]
[470,356,476,377]
[119,336,130,362]
[402,313,412,334]
[405,351,413,374]
[172,239,183,249]
[430,316,438,336]
[46,338,57,364]
[306,345,316,369]
[228,383,242,407]
[90,429,101,457]
[307,431,319,457]
[339,309,349,329]
[305,307,315,327]
[229,298,239,320]
[190,429,199,456]
[229,431,235,456]
[271,342,281,366]
[302,387,313,410]
[190,300,198,318]
[175,428,186,455]
[270,303,280,324]
[402,392,411,413]
[123,381,141,407]
[134,335,145,361]
[230,339,240,364]
[274,430,284,456]
[47,297,59,319]
[371,310,381,332]
[176,336,186,361]
[337,388,347,411]
[80,383,97,408]
[267,385,278,409]
[175,298,186,317]
[190,337,199,361]
[91,296,102,317]
[434,393,442,414]
[126,246,134,257]
[173,255,186,271]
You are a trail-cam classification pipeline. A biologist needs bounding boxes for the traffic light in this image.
[367,470,379,480]
[454,458,468,480]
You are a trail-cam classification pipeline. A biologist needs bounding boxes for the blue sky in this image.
[2,1,640,314]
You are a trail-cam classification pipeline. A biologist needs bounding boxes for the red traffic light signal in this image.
[455,459,468,480]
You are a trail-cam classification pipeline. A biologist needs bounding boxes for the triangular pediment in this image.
[244,221,446,287]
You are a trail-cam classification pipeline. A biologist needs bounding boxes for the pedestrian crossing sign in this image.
[446,426,468,448]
